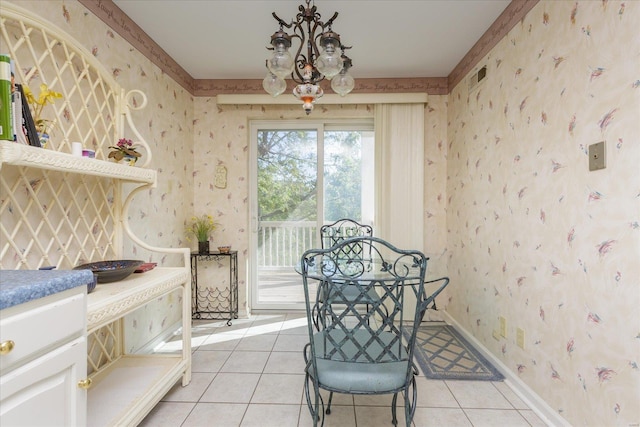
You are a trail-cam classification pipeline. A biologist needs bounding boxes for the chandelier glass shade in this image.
[264,0,354,114]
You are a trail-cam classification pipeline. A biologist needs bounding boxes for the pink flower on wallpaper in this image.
[567,227,575,247]
[543,12,549,25]
[567,338,575,356]
[517,364,526,374]
[596,367,616,383]
[587,311,602,324]
[598,108,618,131]
[552,160,564,172]
[596,239,616,257]
[570,3,578,24]
[540,209,546,224]
[588,190,603,202]
[568,114,576,134]
[619,3,625,17]
[551,263,561,275]
[552,56,566,69]
[550,364,561,380]
[62,4,70,23]
[589,67,605,81]
[517,187,527,199]
[519,97,528,112]
[541,111,547,124]
[539,306,545,321]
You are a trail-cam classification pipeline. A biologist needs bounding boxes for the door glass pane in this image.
[256,129,318,305]
[323,130,374,223]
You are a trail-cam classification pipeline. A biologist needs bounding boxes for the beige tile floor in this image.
[139,313,548,427]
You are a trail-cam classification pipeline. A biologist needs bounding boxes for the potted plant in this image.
[186,214,217,254]
[22,83,63,147]
[108,138,141,165]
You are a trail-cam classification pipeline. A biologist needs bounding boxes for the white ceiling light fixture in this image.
[263,0,355,114]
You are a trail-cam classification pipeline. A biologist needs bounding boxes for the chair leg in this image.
[304,373,325,427]
[326,391,333,415]
[391,392,398,426]
[404,376,418,427]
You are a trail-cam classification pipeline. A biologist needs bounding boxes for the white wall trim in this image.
[217,93,428,105]
[441,312,572,427]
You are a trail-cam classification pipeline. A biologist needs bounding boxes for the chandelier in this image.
[263,0,355,114]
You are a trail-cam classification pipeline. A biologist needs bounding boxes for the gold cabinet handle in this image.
[77,378,92,389]
[0,340,15,355]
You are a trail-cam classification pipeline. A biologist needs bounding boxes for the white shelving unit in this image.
[1,146,192,426]
[86,267,191,427]
[0,4,191,426]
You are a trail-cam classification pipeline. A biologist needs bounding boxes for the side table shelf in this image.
[191,251,238,325]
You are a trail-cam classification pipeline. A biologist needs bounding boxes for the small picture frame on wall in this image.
[215,165,227,189]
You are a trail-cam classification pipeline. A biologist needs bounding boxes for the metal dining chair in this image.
[300,236,431,427]
[312,219,377,329]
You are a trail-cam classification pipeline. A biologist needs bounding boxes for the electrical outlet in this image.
[492,330,501,341]
[499,316,507,338]
[517,328,525,349]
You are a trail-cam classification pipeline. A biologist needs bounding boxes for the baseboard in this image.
[441,312,571,427]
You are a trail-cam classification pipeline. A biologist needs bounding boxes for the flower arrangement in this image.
[22,83,63,134]
[186,214,217,242]
[108,138,141,162]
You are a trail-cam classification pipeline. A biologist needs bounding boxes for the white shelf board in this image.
[87,355,187,427]
[0,141,156,184]
[87,267,189,332]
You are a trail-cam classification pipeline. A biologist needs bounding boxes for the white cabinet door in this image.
[0,337,87,427]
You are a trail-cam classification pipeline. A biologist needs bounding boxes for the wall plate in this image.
[589,141,606,171]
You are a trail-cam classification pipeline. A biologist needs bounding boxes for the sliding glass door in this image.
[249,120,374,310]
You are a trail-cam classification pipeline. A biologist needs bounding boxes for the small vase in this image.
[198,241,209,254]
[37,132,49,148]
[119,154,138,166]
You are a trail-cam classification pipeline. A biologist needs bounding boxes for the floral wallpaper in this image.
[10,0,194,347]
[447,1,639,425]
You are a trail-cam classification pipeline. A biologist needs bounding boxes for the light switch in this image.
[589,141,606,171]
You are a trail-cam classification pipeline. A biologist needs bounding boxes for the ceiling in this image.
[112,0,511,81]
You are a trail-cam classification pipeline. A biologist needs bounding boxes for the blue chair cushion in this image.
[310,329,409,393]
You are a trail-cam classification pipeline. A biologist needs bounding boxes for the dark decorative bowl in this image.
[87,273,98,293]
[74,260,144,283]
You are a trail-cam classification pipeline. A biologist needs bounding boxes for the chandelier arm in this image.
[272,12,293,29]
[324,12,338,28]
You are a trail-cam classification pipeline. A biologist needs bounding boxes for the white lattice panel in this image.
[0,164,118,269]
[0,9,121,157]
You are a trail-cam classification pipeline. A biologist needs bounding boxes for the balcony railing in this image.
[258,221,318,268]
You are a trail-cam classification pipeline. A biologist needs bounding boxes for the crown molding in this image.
[448,0,539,91]
[194,78,447,97]
[80,0,538,97]
[77,0,195,92]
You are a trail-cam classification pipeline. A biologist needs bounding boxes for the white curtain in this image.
[374,104,425,250]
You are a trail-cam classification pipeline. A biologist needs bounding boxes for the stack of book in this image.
[0,54,40,147]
